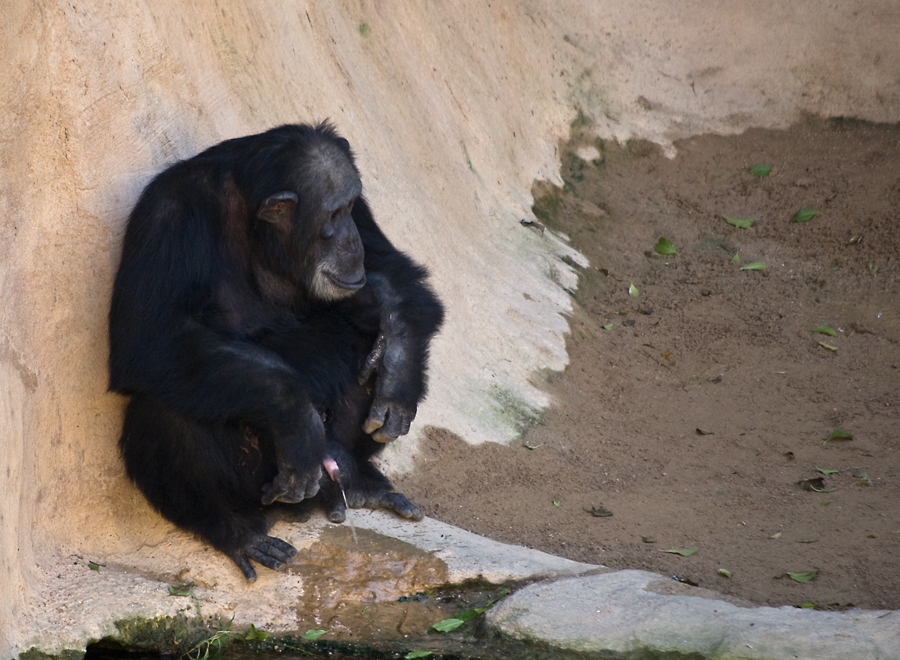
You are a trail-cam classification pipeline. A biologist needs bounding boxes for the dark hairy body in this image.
[108,123,444,581]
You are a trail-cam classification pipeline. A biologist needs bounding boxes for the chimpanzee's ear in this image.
[257,192,298,226]
[335,137,351,154]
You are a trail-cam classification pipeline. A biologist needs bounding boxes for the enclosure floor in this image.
[397,118,900,611]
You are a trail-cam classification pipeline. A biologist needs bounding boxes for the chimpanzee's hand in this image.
[261,464,323,505]
[363,397,417,443]
[359,333,418,443]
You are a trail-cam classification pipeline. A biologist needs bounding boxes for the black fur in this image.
[109,123,444,581]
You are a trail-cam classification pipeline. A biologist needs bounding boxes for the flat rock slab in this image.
[339,509,601,584]
[487,570,900,660]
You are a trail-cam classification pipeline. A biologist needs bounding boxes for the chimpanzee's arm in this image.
[352,200,445,441]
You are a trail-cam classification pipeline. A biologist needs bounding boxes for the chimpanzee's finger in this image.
[363,402,387,434]
[382,407,414,438]
[358,334,386,384]
[372,429,397,443]
[260,481,284,506]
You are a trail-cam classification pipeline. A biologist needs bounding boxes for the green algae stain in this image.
[488,385,544,436]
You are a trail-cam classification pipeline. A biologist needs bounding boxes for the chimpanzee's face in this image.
[256,144,366,301]
[306,180,365,301]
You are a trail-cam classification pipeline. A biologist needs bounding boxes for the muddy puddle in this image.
[85,526,575,660]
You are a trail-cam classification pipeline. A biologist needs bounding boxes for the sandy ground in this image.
[396,117,900,611]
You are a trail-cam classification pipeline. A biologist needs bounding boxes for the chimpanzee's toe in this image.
[231,552,258,582]
[328,499,347,523]
[231,535,297,580]
[380,491,424,520]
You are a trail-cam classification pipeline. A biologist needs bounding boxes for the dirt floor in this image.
[396,117,900,611]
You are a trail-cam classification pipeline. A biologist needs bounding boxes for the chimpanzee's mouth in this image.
[327,272,366,291]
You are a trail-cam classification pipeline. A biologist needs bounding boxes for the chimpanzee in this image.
[108,122,444,581]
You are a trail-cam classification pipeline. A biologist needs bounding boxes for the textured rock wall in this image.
[1,1,897,656]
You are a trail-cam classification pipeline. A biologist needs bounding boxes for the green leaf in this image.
[522,443,543,450]
[739,262,767,271]
[405,652,434,659]
[854,471,871,486]
[800,477,829,492]
[88,562,100,572]
[809,484,837,493]
[791,208,817,223]
[750,163,772,177]
[432,618,465,632]
[665,546,699,557]
[431,589,510,633]
[800,602,817,609]
[787,570,818,582]
[717,568,732,578]
[168,581,195,597]
[552,497,561,507]
[813,325,837,336]
[303,630,327,640]
[724,215,754,229]
[474,588,510,613]
[244,624,269,642]
[601,323,613,330]
[815,467,839,475]
[629,283,640,297]
[825,428,853,443]
[732,251,741,263]
[586,505,613,517]
[654,237,678,255]
[818,341,838,351]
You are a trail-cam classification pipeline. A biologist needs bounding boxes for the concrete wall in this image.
[2,1,898,656]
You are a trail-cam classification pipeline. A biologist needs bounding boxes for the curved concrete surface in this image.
[2,1,899,657]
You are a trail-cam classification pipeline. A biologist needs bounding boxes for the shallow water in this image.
[84,526,564,660]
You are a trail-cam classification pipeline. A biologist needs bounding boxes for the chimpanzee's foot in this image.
[229,534,297,582]
[327,487,423,522]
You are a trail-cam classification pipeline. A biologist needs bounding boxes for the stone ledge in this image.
[486,570,900,660]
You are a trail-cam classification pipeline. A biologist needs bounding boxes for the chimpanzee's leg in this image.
[120,395,297,581]
[156,327,329,505]
[321,379,423,523]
